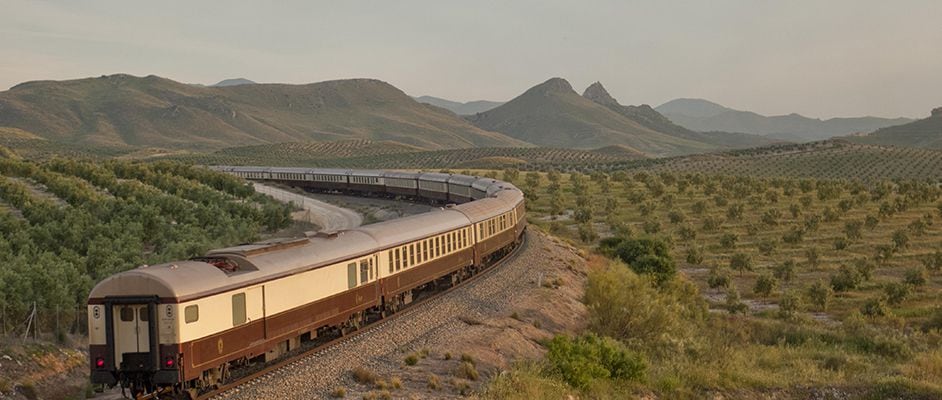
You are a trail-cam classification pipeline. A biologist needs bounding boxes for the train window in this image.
[138,306,149,322]
[369,258,375,280]
[347,263,357,288]
[232,293,246,327]
[184,305,199,323]
[436,236,441,257]
[388,252,394,273]
[360,260,369,284]
[423,240,429,261]
[120,307,134,322]
[410,244,416,266]
[395,248,401,271]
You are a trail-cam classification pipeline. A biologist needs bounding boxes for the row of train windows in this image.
[314,174,345,182]
[347,258,377,289]
[350,176,381,184]
[387,229,469,274]
[275,173,305,180]
[477,212,514,241]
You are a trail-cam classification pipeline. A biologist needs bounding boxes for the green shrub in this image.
[685,246,704,265]
[778,290,803,320]
[830,265,862,292]
[352,367,378,385]
[597,236,676,285]
[546,334,646,389]
[753,274,778,297]
[861,297,889,318]
[758,238,777,256]
[404,354,418,366]
[719,233,738,249]
[904,266,928,287]
[584,264,703,349]
[455,361,480,381]
[773,259,796,284]
[729,253,754,276]
[883,282,911,305]
[725,288,748,315]
[707,267,730,289]
[805,280,833,311]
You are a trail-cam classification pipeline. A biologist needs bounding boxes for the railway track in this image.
[182,231,529,400]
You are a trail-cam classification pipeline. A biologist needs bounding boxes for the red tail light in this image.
[165,357,175,368]
[95,357,105,368]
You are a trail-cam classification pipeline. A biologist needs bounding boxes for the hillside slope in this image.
[657,98,913,142]
[847,107,942,149]
[414,95,503,115]
[466,78,715,156]
[582,82,778,149]
[0,74,528,151]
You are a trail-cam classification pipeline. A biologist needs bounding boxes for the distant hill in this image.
[847,107,942,149]
[466,78,721,156]
[0,74,528,151]
[582,82,778,150]
[414,96,504,115]
[656,98,913,142]
[212,78,256,87]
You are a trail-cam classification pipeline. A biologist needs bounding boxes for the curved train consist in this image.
[87,167,526,397]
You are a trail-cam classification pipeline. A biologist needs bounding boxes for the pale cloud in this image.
[1,0,939,118]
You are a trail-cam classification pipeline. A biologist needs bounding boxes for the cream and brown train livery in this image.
[88,168,525,397]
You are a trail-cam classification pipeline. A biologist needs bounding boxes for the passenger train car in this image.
[88,167,525,398]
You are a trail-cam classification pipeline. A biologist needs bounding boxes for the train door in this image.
[245,286,265,324]
[112,304,151,366]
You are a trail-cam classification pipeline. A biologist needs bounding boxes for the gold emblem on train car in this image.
[217,338,224,354]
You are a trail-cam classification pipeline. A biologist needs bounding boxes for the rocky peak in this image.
[582,81,619,106]
[531,77,574,94]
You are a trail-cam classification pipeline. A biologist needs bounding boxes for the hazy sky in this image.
[2,0,940,118]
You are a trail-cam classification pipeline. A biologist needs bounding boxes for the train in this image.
[87,167,526,398]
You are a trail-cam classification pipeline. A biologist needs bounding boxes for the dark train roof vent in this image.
[314,230,340,239]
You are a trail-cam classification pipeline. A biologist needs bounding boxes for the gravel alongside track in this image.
[215,230,587,399]
[253,182,363,230]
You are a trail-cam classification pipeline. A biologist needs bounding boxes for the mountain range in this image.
[656,98,913,142]
[847,107,942,149]
[0,74,526,151]
[0,74,931,157]
[466,78,776,156]
[413,96,503,115]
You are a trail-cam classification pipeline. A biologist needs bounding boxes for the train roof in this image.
[348,169,385,177]
[447,175,478,185]
[352,209,470,248]
[89,232,380,302]
[418,172,451,182]
[383,171,420,179]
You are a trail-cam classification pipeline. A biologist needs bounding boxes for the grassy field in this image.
[484,168,942,398]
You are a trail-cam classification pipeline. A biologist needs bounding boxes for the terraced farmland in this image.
[635,140,942,182]
[490,168,942,396]
[0,157,292,335]
[164,141,645,169]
